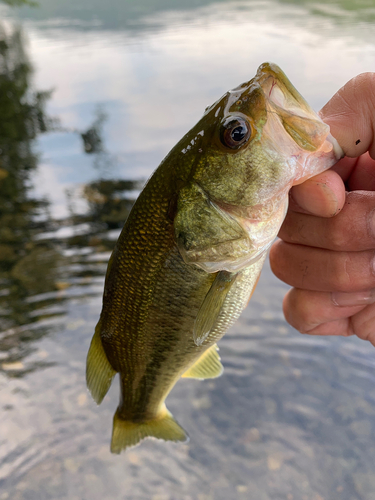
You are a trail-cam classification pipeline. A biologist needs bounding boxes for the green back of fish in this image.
[86,62,341,453]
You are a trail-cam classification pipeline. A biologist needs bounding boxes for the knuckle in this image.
[329,250,375,291]
[329,252,353,291]
[328,223,350,251]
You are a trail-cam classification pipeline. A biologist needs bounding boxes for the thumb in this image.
[320,72,375,159]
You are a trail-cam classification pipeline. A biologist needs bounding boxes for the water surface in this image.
[1,1,375,499]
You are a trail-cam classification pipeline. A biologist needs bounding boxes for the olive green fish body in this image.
[94,155,261,432]
[87,63,343,453]
[97,153,211,413]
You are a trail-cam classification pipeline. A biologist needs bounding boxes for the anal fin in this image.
[193,270,237,346]
[86,319,116,404]
[182,344,223,379]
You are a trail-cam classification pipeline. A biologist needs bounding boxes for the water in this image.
[1,1,375,499]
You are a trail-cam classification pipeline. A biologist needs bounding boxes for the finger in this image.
[320,72,375,159]
[301,319,353,337]
[347,152,375,191]
[283,288,365,335]
[279,191,375,251]
[269,239,375,292]
[351,302,375,345]
[283,288,375,346]
[290,169,346,217]
[330,156,359,183]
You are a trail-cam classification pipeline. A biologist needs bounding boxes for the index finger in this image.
[289,168,346,217]
[279,191,375,252]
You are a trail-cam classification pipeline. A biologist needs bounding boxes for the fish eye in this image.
[220,116,251,149]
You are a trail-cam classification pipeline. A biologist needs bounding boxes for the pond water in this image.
[1,1,375,499]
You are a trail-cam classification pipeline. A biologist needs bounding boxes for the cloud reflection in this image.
[4,0,372,219]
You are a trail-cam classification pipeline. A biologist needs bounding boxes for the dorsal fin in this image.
[182,344,223,379]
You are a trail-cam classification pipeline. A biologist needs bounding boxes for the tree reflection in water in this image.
[0,22,140,376]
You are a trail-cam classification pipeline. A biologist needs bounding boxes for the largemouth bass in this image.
[86,63,343,453]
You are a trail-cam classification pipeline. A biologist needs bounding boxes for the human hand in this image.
[269,73,375,346]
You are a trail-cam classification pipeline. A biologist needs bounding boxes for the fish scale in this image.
[86,63,343,453]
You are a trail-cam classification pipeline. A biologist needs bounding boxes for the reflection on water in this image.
[0,1,375,499]
[12,0,375,31]
[0,24,58,375]
[0,24,140,381]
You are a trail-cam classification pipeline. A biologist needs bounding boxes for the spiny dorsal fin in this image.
[182,344,223,379]
[86,319,116,404]
[193,271,237,346]
[111,405,188,454]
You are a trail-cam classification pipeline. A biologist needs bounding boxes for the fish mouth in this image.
[256,63,316,119]
[255,63,344,177]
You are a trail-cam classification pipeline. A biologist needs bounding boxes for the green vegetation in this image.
[1,0,37,6]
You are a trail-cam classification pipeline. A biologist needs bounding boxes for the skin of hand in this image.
[269,72,375,346]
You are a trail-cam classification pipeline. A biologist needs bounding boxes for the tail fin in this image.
[111,405,189,454]
[86,320,116,404]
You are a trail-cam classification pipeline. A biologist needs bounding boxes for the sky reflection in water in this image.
[5,0,375,219]
[0,1,375,499]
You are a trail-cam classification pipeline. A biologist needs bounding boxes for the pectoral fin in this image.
[86,320,116,404]
[193,271,237,346]
[182,344,223,379]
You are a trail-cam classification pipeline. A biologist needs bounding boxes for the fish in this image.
[86,62,343,453]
